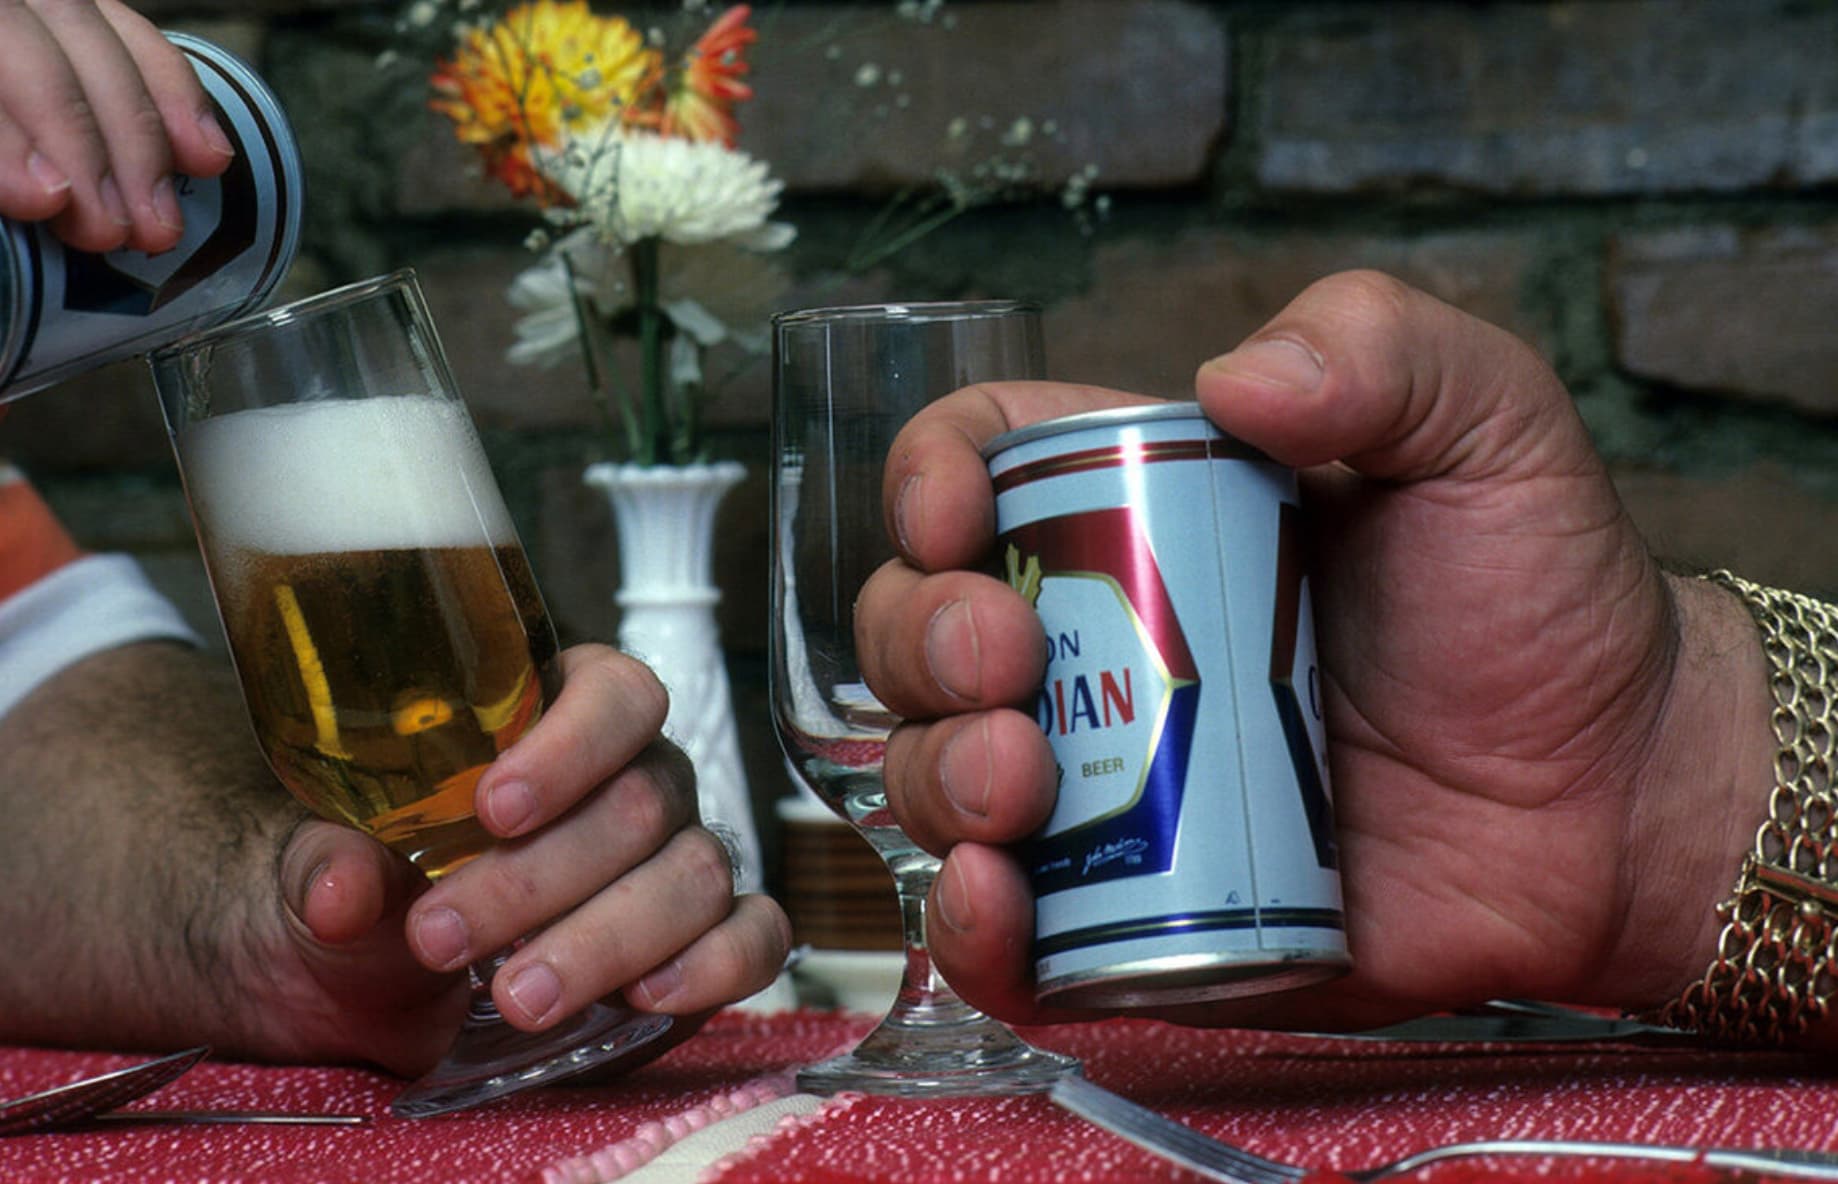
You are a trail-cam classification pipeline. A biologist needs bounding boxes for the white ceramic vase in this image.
[581,460,762,895]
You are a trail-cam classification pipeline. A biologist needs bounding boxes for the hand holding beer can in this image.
[0,34,302,402]
[984,402,1351,1009]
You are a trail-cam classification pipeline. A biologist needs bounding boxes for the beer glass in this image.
[770,302,1078,1095]
[151,271,673,1117]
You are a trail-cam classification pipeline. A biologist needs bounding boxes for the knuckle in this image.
[628,741,698,827]
[678,827,735,899]
[609,652,670,729]
[629,667,670,730]
[472,858,543,912]
[59,94,101,140]
[121,99,168,147]
[615,764,677,840]
[700,923,750,979]
[572,643,670,732]
[703,899,789,990]
[1313,268,1417,336]
[750,894,794,962]
[26,0,89,20]
[118,101,172,161]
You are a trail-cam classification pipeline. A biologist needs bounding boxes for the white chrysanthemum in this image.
[504,231,789,369]
[505,251,589,368]
[545,126,796,250]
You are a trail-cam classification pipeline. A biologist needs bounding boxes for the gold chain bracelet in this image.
[1642,570,1838,1044]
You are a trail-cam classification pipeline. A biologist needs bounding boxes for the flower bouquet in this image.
[428,0,793,466]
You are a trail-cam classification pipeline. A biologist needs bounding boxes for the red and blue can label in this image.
[985,402,1350,1008]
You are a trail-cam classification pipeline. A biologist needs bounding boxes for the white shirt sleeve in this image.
[0,553,203,719]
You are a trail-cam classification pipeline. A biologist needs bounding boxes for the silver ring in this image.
[704,820,746,894]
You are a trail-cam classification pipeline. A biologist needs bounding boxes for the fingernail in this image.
[412,906,471,970]
[633,959,685,1008]
[483,780,536,835]
[197,110,236,157]
[893,474,922,553]
[505,962,562,1024]
[1209,337,1324,394]
[285,857,329,921]
[925,599,981,701]
[152,175,183,232]
[939,719,992,818]
[27,152,69,196]
[934,858,975,935]
[98,175,132,226]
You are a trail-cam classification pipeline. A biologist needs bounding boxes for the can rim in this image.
[165,32,304,322]
[0,223,31,391]
[772,299,1038,329]
[982,400,1239,458]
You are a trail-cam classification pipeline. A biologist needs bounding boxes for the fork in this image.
[1049,1075,1838,1182]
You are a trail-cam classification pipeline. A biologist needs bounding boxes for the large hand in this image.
[0,0,234,254]
[855,271,1775,1034]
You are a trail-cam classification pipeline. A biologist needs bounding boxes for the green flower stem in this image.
[560,250,625,455]
[632,236,666,466]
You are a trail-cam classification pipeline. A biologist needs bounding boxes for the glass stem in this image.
[895,867,938,1006]
[463,952,511,1025]
[886,856,981,1025]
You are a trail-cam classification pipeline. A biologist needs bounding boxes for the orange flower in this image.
[659,5,757,145]
[430,0,659,202]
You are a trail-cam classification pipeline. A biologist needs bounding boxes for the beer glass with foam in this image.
[151,270,673,1117]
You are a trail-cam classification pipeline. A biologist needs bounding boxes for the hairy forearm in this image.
[0,641,305,1052]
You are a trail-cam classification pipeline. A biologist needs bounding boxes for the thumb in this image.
[279,819,423,947]
[1194,270,1597,490]
[274,819,458,1076]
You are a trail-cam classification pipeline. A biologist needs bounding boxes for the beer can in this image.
[0,33,303,403]
[984,402,1350,1008]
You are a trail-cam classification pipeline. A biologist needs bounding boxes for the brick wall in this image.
[8,0,1838,854]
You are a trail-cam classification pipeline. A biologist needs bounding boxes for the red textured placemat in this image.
[711,1020,1838,1184]
[7,1013,1833,1184]
[0,1010,870,1184]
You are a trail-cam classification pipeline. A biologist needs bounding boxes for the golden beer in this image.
[178,393,556,877]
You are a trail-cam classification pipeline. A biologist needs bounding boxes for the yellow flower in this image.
[431,0,659,203]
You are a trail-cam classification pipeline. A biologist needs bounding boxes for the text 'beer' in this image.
[179,394,557,877]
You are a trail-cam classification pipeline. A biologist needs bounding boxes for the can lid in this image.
[982,400,1247,459]
[0,224,28,391]
[166,32,304,319]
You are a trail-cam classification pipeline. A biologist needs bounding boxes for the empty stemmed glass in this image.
[769,301,1079,1096]
[150,270,676,1117]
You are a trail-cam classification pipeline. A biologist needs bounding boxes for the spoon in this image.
[0,1047,368,1135]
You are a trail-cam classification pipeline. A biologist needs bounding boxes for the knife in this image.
[1297,999,1694,1045]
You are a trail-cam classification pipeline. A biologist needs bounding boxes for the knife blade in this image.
[1297,999,1693,1045]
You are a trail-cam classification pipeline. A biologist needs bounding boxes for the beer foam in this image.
[180,394,520,553]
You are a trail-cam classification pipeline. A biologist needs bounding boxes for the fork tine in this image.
[1049,1076,1308,1184]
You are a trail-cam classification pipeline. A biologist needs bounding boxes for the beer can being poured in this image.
[0,33,303,403]
[984,402,1351,1009]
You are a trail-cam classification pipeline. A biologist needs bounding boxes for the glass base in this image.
[796,1009,1078,1098]
[391,1001,674,1118]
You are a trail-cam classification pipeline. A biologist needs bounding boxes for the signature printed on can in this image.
[1083,837,1151,877]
